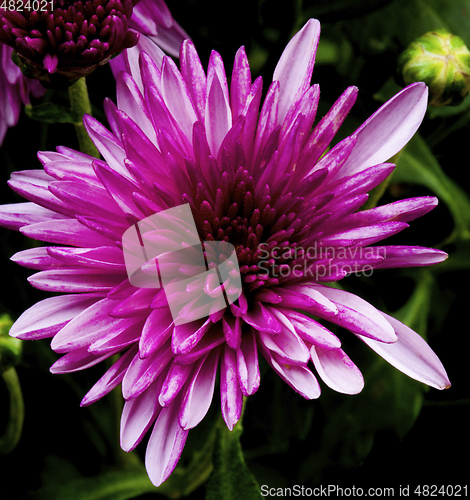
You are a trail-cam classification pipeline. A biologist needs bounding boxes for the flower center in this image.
[187,166,307,297]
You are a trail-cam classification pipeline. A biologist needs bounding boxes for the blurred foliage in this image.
[1,0,469,498]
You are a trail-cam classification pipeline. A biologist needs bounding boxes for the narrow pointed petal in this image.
[340,83,428,178]
[145,395,189,487]
[360,313,451,390]
[179,348,220,430]
[220,345,243,430]
[236,329,260,396]
[310,345,364,394]
[10,293,103,340]
[80,346,138,407]
[273,19,321,124]
[121,377,164,452]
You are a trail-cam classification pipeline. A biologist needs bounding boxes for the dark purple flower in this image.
[0,0,139,86]
[0,20,450,486]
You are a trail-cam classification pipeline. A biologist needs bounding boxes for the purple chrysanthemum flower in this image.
[0,43,45,144]
[0,19,450,486]
[0,0,141,86]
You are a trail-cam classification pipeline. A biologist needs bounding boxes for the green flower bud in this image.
[398,30,470,107]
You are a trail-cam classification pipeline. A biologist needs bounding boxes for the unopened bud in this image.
[398,30,470,107]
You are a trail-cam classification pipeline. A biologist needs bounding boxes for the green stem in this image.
[0,367,25,454]
[68,78,100,158]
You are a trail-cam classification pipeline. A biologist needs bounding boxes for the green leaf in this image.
[393,133,470,241]
[206,419,261,500]
[25,102,76,124]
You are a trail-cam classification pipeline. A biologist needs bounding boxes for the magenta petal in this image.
[341,82,428,178]
[179,348,220,430]
[308,284,397,343]
[121,377,164,452]
[261,347,321,400]
[310,345,364,395]
[285,310,341,349]
[158,362,193,407]
[140,308,174,358]
[51,298,125,353]
[372,246,448,269]
[145,395,189,487]
[50,346,113,374]
[28,268,124,293]
[236,329,260,396]
[258,309,310,365]
[0,202,68,231]
[122,342,173,400]
[243,302,282,334]
[10,293,104,340]
[360,313,451,390]
[273,19,320,124]
[220,345,243,430]
[81,346,138,407]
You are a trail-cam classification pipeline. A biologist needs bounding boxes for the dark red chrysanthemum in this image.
[0,0,139,86]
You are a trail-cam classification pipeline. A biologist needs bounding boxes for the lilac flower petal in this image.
[87,320,143,355]
[220,345,243,430]
[0,202,68,231]
[21,219,114,248]
[261,347,321,400]
[179,348,220,430]
[121,376,164,452]
[285,310,341,349]
[145,394,189,487]
[122,342,173,400]
[51,298,130,353]
[10,293,104,340]
[50,346,115,374]
[116,72,157,144]
[180,40,207,122]
[258,309,310,365]
[159,362,193,407]
[243,302,282,333]
[273,19,320,124]
[371,246,448,269]
[310,345,364,394]
[230,46,252,120]
[140,308,174,358]
[359,313,451,390]
[299,87,358,172]
[340,83,428,178]
[332,197,439,232]
[205,73,232,157]
[80,346,138,407]
[28,268,124,293]
[236,329,260,396]
[172,318,213,355]
[11,247,70,270]
[46,246,126,270]
[308,284,397,343]
[276,286,339,318]
[161,56,198,145]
